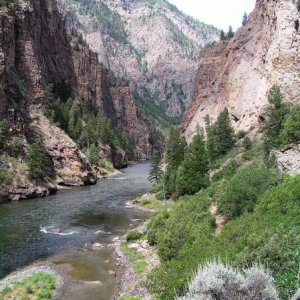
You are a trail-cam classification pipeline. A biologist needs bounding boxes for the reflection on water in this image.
[0,162,151,299]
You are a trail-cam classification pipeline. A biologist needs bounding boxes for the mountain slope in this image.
[60,0,219,131]
[183,0,300,141]
[0,0,152,202]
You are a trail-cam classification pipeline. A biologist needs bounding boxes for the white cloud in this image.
[168,0,256,31]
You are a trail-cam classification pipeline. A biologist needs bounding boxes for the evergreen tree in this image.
[164,128,186,196]
[0,119,8,150]
[279,105,300,146]
[68,101,82,140]
[226,26,234,39]
[242,12,248,26]
[243,136,252,150]
[87,143,99,165]
[215,108,235,156]
[176,132,209,196]
[27,139,48,180]
[205,114,217,161]
[263,85,290,153]
[148,153,164,184]
[220,30,226,41]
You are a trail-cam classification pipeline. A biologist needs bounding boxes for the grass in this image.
[0,273,56,300]
[118,297,142,300]
[133,194,174,212]
[121,243,147,275]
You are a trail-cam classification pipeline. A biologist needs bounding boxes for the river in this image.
[0,162,151,299]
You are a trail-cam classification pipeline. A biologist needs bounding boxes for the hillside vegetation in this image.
[146,86,300,299]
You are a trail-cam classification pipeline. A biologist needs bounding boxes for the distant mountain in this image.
[60,0,219,132]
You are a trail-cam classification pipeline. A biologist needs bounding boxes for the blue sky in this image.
[168,0,256,31]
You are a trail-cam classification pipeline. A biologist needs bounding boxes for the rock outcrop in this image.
[274,143,300,175]
[183,0,300,141]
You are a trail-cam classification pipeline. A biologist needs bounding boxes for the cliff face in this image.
[60,0,219,125]
[0,0,151,201]
[183,0,300,141]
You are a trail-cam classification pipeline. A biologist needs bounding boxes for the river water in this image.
[0,162,152,299]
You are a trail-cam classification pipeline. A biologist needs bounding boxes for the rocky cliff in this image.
[60,0,219,128]
[183,0,300,141]
[0,0,152,201]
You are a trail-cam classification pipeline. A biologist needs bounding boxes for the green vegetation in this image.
[0,0,18,7]
[164,128,186,197]
[220,26,235,40]
[176,131,209,196]
[0,119,8,150]
[279,105,300,146]
[263,85,290,153]
[148,153,163,184]
[26,140,48,180]
[121,243,146,275]
[146,85,300,299]
[43,82,137,163]
[0,272,55,299]
[126,230,143,242]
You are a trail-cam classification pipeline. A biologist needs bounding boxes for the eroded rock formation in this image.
[183,0,300,141]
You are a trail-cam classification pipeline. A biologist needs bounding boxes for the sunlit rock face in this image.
[183,0,300,142]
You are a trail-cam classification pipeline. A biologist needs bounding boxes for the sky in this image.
[168,0,256,31]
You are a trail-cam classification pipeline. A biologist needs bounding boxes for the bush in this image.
[147,210,169,245]
[218,162,280,219]
[9,137,24,157]
[26,140,48,180]
[243,136,252,150]
[280,105,300,146]
[126,230,143,242]
[177,261,278,300]
[0,170,12,187]
[236,130,247,140]
[211,159,239,182]
[0,119,8,150]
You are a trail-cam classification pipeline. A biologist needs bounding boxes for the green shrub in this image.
[280,105,300,146]
[218,162,280,219]
[243,136,252,150]
[126,230,143,242]
[26,139,48,180]
[0,170,12,186]
[9,137,24,157]
[236,130,247,139]
[211,159,239,182]
[147,210,169,245]
[0,119,8,150]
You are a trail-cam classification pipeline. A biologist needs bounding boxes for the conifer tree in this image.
[263,85,290,153]
[164,128,186,196]
[68,101,81,140]
[148,153,164,184]
[0,119,8,150]
[226,26,234,39]
[176,131,209,196]
[220,30,226,41]
[242,12,248,26]
[214,107,235,156]
[87,143,99,166]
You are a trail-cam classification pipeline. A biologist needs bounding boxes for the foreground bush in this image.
[218,161,280,219]
[126,230,143,242]
[0,272,55,299]
[177,262,278,300]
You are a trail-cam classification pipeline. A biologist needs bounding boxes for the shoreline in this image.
[111,196,160,300]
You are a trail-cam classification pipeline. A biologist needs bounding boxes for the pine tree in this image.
[279,105,300,146]
[176,132,209,196]
[205,114,217,161]
[226,26,234,39]
[263,85,290,153]
[87,143,99,166]
[214,108,235,156]
[242,12,248,26]
[220,30,226,41]
[0,119,8,150]
[27,139,48,180]
[164,128,186,196]
[148,153,164,184]
[68,101,81,140]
